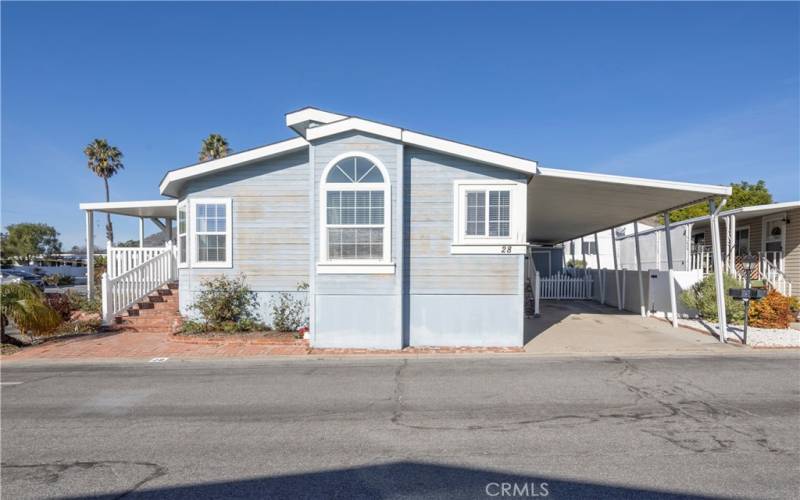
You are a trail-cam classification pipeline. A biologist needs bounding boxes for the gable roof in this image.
[159,137,308,197]
[159,107,541,196]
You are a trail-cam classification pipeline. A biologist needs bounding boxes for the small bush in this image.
[189,274,261,330]
[566,259,586,269]
[748,290,797,329]
[43,274,75,287]
[45,293,73,320]
[55,319,102,335]
[178,317,270,335]
[680,273,744,324]
[65,290,101,314]
[270,282,309,333]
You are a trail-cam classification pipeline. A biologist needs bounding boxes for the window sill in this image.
[190,262,233,269]
[316,262,396,274]
[450,244,526,255]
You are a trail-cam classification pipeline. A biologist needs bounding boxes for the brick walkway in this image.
[5,330,311,360]
[3,330,524,361]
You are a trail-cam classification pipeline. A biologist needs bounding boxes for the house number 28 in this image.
[501,245,513,254]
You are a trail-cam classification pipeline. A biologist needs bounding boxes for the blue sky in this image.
[2,2,798,247]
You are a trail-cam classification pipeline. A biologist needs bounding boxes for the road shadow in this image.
[70,461,724,499]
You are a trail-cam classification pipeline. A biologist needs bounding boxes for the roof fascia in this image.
[159,137,308,197]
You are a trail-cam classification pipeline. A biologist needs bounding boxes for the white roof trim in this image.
[402,130,538,175]
[79,199,177,211]
[730,200,800,214]
[537,166,732,196]
[285,108,347,135]
[306,117,403,142]
[159,137,308,197]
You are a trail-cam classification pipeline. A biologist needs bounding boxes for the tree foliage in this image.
[1,223,62,262]
[665,180,773,223]
[199,134,232,161]
[84,138,125,243]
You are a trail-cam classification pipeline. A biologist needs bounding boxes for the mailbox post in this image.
[728,255,764,345]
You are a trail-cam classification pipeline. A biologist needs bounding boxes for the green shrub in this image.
[680,273,744,324]
[566,259,586,269]
[65,290,101,314]
[178,317,269,335]
[270,282,309,333]
[190,274,261,328]
[43,274,75,287]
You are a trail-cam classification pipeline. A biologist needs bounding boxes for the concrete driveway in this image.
[525,301,736,355]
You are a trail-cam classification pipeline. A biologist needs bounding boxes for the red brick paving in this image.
[3,329,524,361]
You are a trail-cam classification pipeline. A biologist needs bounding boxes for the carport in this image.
[525,167,733,341]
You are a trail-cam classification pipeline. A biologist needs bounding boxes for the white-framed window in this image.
[177,201,188,267]
[581,241,597,255]
[452,180,526,254]
[318,152,393,274]
[189,197,232,268]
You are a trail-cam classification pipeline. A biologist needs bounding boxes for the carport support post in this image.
[594,233,603,304]
[634,221,646,317]
[611,228,622,310]
[664,211,678,328]
[709,199,729,342]
[138,217,145,248]
[85,210,94,298]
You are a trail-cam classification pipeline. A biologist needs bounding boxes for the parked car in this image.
[1,269,46,290]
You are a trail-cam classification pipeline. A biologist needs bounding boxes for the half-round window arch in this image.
[320,152,391,264]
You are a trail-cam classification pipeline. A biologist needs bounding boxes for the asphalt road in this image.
[2,354,799,499]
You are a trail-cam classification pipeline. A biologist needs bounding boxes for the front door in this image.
[763,216,786,270]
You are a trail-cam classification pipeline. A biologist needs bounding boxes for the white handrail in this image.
[101,242,177,323]
[761,258,792,297]
[106,243,172,278]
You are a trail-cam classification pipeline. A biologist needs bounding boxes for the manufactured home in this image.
[617,201,799,297]
[80,108,732,348]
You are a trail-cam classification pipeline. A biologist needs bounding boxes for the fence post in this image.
[101,272,112,325]
[534,271,540,317]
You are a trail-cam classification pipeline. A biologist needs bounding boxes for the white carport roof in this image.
[79,200,178,218]
[527,168,731,244]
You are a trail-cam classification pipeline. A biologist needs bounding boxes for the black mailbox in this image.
[729,288,767,300]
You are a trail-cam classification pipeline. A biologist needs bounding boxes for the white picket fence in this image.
[539,273,594,300]
[101,243,177,323]
[107,243,173,278]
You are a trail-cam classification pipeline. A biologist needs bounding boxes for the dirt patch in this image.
[1,344,22,356]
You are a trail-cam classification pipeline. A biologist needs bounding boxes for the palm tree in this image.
[199,134,231,161]
[0,282,61,345]
[84,139,124,243]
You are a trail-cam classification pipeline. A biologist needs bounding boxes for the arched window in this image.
[320,153,391,267]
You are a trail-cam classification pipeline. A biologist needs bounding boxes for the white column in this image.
[166,218,173,242]
[611,228,622,310]
[709,199,728,342]
[85,210,94,298]
[634,221,646,317]
[728,215,736,273]
[139,217,145,248]
[594,233,603,304]
[664,212,678,328]
[581,237,586,270]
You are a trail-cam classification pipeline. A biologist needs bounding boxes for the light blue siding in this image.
[404,147,526,346]
[311,132,403,348]
[177,150,310,326]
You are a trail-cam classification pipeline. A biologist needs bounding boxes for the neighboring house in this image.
[79,107,730,348]
[561,222,651,269]
[617,201,799,297]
